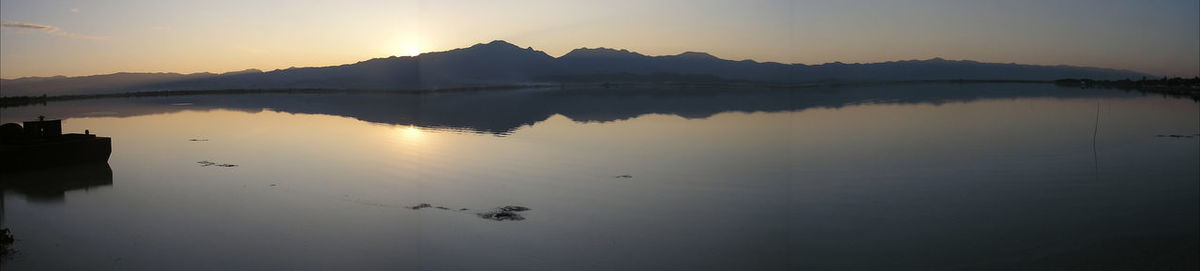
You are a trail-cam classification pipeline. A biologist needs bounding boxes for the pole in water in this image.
[1092,101,1100,178]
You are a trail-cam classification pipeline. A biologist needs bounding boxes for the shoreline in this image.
[0,80,1053,108]
[1054,78,1200,101]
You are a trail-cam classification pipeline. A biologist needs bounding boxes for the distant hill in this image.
[0,40,1151,97]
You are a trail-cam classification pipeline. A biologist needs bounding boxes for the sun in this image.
[389,36,426,57]
[403,44,422,57]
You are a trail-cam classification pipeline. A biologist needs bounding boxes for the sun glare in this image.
[395,125,424,140]
[404,45,422,57]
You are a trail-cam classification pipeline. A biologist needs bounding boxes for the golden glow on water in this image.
[395,125,424,140]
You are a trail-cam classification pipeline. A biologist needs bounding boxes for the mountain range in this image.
[0,40,1150,97]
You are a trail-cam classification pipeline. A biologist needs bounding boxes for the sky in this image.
[1,0,1197,79]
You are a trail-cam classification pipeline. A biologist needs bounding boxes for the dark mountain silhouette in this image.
[0,40,1151,97]
[1,72,222,97]
[560,47,646,58]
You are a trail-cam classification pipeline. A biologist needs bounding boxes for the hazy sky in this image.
[1,0,1197,78]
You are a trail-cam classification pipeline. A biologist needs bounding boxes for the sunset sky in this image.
[1,0,1197,79]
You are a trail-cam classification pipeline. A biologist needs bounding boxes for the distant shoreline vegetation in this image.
[2,78,1196,108]
[1,79,1047,108]
[1054,77,1200,101]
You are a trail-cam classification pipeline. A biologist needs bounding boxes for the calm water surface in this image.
[1,84,1197,270]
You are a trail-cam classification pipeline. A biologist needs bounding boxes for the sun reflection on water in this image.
[395,125,423,140]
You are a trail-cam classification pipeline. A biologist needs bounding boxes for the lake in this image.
[1,83,1197,270]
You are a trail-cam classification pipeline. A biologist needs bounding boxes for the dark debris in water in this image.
[478,210,525,221]
[478,206,531,221]
[1,227,13,258]
[1155,134,1199,138]
[498,206,530,212]
[405,203,530,221]
[197,161,238,167]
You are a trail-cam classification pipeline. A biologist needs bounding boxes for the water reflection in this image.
[1,163,113,203]
[1,163,112,228]
[0,84,1195,270]
[0,83,1160,134]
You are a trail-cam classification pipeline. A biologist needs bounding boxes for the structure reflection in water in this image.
[1,162,114,203]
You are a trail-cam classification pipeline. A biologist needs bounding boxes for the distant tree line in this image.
[1055,76,1200,100]
[0,94,49,108]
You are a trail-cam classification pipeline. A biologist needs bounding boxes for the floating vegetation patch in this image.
[197,160,237,167]
[404,203,530,221]
[497,206,530,212]
[476,206,531,221]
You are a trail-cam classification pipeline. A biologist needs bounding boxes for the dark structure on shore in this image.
[0,117,111,172]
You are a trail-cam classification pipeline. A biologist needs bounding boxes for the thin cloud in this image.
[1,21,104,40]
[1,21,59,32]
[70,8,81,13]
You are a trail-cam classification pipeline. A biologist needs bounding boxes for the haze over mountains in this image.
[0,40,1149,97]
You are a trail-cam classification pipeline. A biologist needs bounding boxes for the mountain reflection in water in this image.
[0,83,1148,134]
[0,83,1196,270]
